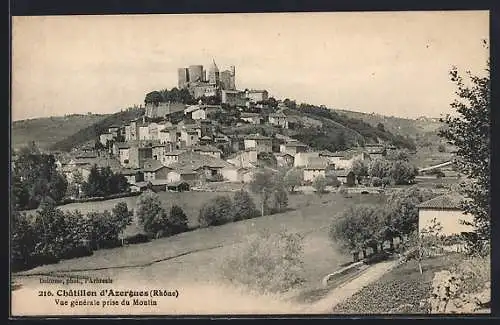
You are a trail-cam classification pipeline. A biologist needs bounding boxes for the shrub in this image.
[382,177,392,186]
[371,177,382,187]
[221,229,305,294]
[269,186,288,214]
[168,205,189,235]
[136,191,169,238]
[198,195,234,227]
[232,190,259,221]
[312,175,328,194]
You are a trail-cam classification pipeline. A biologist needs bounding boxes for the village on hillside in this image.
[34,61,458,198]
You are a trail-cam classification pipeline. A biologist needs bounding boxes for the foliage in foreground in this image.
[220,229,305,294]
[439,53,490,253]
[11,201,133,271]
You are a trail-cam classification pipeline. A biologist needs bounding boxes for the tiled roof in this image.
[168,152,233,171]
[417,194,465,210]
[304,157,330,170]
[143,159,168,172]
[193,145,222,153]
[244,134,271,141]
[164,150,187,156]
[335,169,354,177]
[241,112,260,118]
[318,150,340,157]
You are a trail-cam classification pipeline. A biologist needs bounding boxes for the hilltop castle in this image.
[178,60,236,99]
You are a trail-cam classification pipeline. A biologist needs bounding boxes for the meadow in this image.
[16,192,386,303]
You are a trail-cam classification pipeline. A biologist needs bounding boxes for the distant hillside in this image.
[12,114,108,150]
[50,108,145,152]
[287,104,417,151]
[335,109,443,139]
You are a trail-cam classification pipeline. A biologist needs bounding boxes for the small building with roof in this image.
[243,134,272,153]
[417,194,474,237]
[143,159,171,181]
[336,169,356,187]
[268,111,288,128]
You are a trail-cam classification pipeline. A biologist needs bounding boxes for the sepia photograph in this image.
[10,11,490,316]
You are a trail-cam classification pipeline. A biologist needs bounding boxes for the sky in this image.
[12,11,489,121]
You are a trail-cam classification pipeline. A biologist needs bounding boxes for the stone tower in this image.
[229,65,236,90]
[208,59,220,85]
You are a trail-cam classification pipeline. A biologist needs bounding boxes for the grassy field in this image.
[12,114,108,150]
[332,253,465,314]
[16,192,386,301]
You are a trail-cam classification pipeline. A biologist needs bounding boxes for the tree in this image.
[12,148,68,210]
[136,191,169,238]
[144,91,163,105]
[283,168,303,193]
[368,158,392,179]
[312,175,328,195]
[250,169,277,216]
[111,202,133,233]
[386,149,410,162]
[439,51,490,251]
[233,190,259,221]
[351,159,368,184]
[198,195,234,227]
[168,205,189,235]
[330,205,385,259]
[390,160,419,185]
[270,186,288,213]
[384,186,436,241]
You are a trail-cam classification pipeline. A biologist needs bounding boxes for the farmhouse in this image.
[193,145,222,159]
[268,112,288,129]
[243,134,272,153]
[226,148,258,168]
[240,112,262,125]
[120,168,144,184]
[99,133,113,146]
[143,159,171,182]
[280,142,308,155]
[303,158,330,182]
[274,152,294,167]
[336,169,356,187]
[417,194,474,237]
[294,152,319,167]
[163,150,188,166]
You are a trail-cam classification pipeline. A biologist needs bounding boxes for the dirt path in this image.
[302,259,399,313]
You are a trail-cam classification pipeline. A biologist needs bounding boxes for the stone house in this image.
[193,145,222,159]
[240,112,262,125]
[268,112,288,128]
[274,152,294,168]
[303,157,331,182]
[280,142,308,156]
[417,194,474,237]
[336,169,356,187]
[243,134,272,153]
[143,159,171,182]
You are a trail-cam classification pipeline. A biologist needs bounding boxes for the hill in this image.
[335,109,444,142]
[11,114,108,151]
[286,104,417,151]
[50,107,145,152]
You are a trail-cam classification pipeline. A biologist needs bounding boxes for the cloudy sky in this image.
[12,11,489,121]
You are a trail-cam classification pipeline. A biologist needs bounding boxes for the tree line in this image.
[11,201,133,271]
[330,186,437,261]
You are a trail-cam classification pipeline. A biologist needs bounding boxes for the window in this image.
[124,159,129,164]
